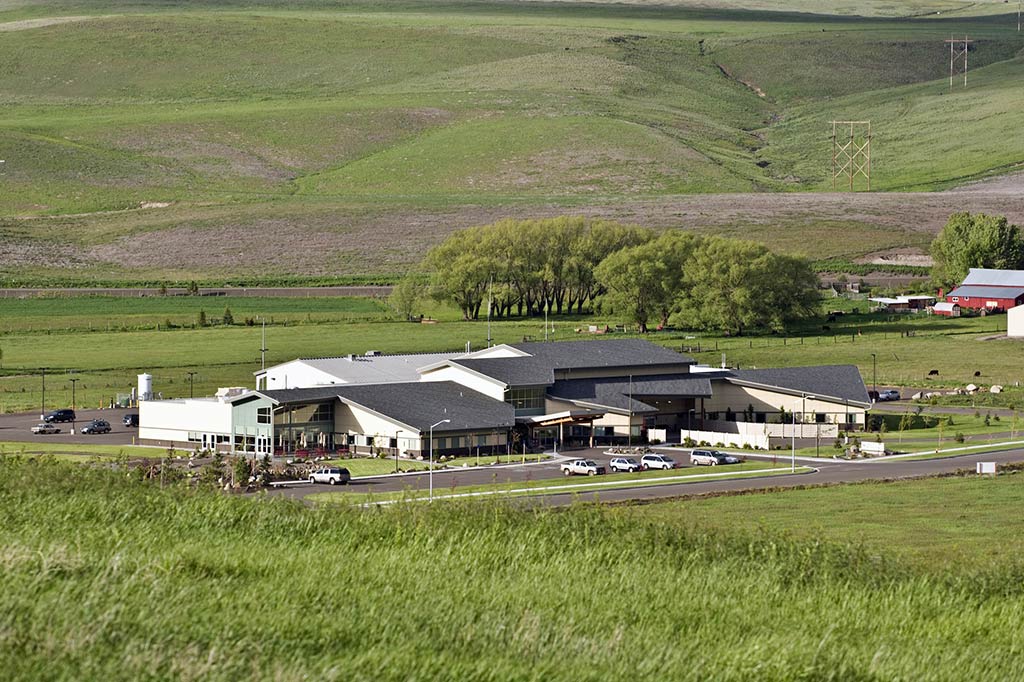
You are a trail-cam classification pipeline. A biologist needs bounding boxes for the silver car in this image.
[609,457,642,473]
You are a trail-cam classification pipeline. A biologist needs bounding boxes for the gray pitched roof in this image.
[451,357,554,386]
[947,285,1024,300]
[549,374,713,414]
[512,339,694,370]
[962,268,1024,288]
[335,382,514,432]
[714,365,870,406]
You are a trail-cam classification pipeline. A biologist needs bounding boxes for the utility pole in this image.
[871,352,877,397]
[40,368,47,420]
[70,376,78,433]
[259,317,268,371]
[187,371,197,399]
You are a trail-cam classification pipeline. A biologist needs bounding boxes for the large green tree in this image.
[930,212,1024,288]
[676,237,819,335]
[594,231,698,333]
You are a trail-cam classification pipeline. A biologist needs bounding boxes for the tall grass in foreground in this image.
[1,457,1023,681]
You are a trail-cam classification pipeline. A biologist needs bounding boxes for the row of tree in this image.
[392,217,821,335]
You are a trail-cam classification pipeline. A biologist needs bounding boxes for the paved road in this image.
[264,446,1024,505]
[0,407,139,445]
[0,286,392,298]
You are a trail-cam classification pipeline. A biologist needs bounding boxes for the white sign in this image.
[977,462,997,475]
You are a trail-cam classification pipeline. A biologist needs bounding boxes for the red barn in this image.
[947,269,1024,312]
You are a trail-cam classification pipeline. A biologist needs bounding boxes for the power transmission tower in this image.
[945,36,973,88]
[831,120,871,191]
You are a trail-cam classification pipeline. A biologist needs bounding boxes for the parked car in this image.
[309,467,351,485]
[609,457,642,473]
[123,413,139,427]
[640,454,676,470]
[560,459,605,476]
[31,423,61,434]
[879,389,901,402]
[690,449,741,466]
[81,419,111,434]
[43,409,76,423]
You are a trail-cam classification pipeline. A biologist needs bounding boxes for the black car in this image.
[43,409,76,423]
[81,419,111,434]
[123,413,139,427]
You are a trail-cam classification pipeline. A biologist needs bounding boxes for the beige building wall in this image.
[703,383,865,426]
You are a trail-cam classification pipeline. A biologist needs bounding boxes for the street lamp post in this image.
[394,429,403,474]
[428,419,451,502]
[40,368,47,420]
[70,377,78,433]
[791,396,800,473]
[186,371,197,399]
[870,352,877,399]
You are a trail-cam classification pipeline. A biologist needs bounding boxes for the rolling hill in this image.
[0,0,1021,283]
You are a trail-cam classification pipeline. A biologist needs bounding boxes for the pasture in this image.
[1,294,1022,413]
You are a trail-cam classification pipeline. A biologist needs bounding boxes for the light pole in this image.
[791,396,800,473]
[428,419,450,502]
[258,316,268,371]
[40,368,47,420]
[394,429,403,474]
[70,377,78,433]
[870,353,877,399]
[186,371,197,399]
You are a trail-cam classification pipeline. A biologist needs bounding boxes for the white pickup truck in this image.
[560,459,606,476]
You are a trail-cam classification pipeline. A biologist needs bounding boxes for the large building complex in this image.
[140,339,871,457]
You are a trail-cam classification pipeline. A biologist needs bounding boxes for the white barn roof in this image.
[962,268,1024,288]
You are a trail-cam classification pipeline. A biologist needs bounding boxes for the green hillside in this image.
[0,0,1021,282]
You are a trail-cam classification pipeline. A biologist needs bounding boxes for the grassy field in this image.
[0,0,1022,283]
[2,455,1024,679]
[1,294,1023,412]
[630,468,1024,569]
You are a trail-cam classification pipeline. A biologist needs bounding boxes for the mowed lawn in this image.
[627,471,1024,569]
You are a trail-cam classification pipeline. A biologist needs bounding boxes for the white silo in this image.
[138,373,153,401]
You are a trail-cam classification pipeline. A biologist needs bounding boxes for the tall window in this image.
[504,386,545,414]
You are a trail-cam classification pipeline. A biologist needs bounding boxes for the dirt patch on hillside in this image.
[0,16,105,32]
[11,175,1024,277]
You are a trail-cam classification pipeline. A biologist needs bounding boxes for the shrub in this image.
[954,432,965,443]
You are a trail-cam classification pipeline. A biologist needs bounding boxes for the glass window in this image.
[503,387,546,412]
[310,403,333,422]
[257,407,271,424]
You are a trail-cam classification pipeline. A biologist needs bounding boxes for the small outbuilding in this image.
[1008,304,1024,337]
[932,302,960,317]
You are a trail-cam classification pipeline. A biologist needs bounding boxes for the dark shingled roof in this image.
[451,357,555,386]
[549,374,713,413]
[265,382,513,433]
[511,339,694,370]
[713,365,870,406]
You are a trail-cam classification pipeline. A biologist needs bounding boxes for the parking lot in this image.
[0,408,140,446]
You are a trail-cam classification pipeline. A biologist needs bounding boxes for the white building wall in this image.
[139,398,234,441]
[418,365,506,400]
[1009,305,1024,338]
[258,360,345,390]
